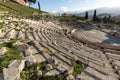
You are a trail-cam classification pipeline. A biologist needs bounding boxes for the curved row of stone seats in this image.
[46,36,119,79]
[29,41,76,77]
[37,28,44,41]
[38,26,48,42]
[106,52,120,61]
[16,31,25,39]
[41,27,61,42]
[75,30,120,46]
[39,22,119,79]
[4,29,16,39]
[25,32,34,40]
[1,19,118,79]
[32,30,40,41]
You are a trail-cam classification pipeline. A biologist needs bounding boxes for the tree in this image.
[84,11,88,19]
[102,16,107,23]
[93,10,97,21]
[108,15,111,22]
[62,13,67,17]
[28,0,36,4]
[38,1,41,11]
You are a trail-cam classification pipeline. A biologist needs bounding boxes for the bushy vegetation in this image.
[0,23,4,29]
[0,39,22,71]
[71,60,85,78]
[21,62,63,80]
[57,15,87,23]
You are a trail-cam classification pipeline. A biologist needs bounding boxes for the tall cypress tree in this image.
[38,1,41,11]
[108,15,111,22]
[93,10,97,21]
[85,11,88,19]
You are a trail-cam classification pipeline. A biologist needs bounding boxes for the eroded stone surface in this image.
[3,60,25,80]
[0,47,7,55]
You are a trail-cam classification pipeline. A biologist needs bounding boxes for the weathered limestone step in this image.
[4,29,16,38]
[70,48,107,66]
[57,44,94,64]
[33,41,50,60]
[39,27,47,42]
[25,54,46,67]
[36,29,42,41]
[40,42,57,53]
[44,69,60,77]
[41,27,50,42]
[106,52,120,60]
[3,60,25,80]
[16,31,25,39]
[24,32,29,39]
[81,45,107,60]
[112,60,120,71]
[79,67,117,80]
[28,46,40,55]
[45,28,54,42]
[34,54,46,63]
[38,28,46,41]
[47,43,77,60]
[44,28,53,42]
[13,31,19,39]
[32,31,40,41]
[54,54,72,67]
[89,62,119,79]
[0,47,7,55]
[26,32,34,40]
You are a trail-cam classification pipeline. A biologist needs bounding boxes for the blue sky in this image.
[31,0,120,13]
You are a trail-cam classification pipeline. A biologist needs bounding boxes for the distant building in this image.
[3,0,29,6]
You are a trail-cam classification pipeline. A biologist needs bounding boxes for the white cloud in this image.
[68,0,72,3]
[60,6,69,12]
[106,0,120,7]
[86,0,90,3]
[93,0,120,8]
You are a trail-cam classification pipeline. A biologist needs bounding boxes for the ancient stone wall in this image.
[13,0,29,6]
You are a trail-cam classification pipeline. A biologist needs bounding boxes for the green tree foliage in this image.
[84,11,88,19]
[62,13,67,17]
[28,0,36,4]
[92,10,101,22]
[102,16,108,23]
[108,15,111,22]
[92,9,97,21]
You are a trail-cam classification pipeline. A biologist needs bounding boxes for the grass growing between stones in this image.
[71,60,86,78]
[21,62,63,80]
[38,75,63,80]
[21,62,46,80]
[0,23,4,29]
[0,39,22,71]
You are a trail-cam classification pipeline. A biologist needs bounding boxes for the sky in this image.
[30,0,120,13]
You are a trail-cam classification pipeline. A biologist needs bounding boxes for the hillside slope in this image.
[0,1,44,18]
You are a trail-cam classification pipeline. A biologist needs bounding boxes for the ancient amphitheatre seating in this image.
[0,17,120,80]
